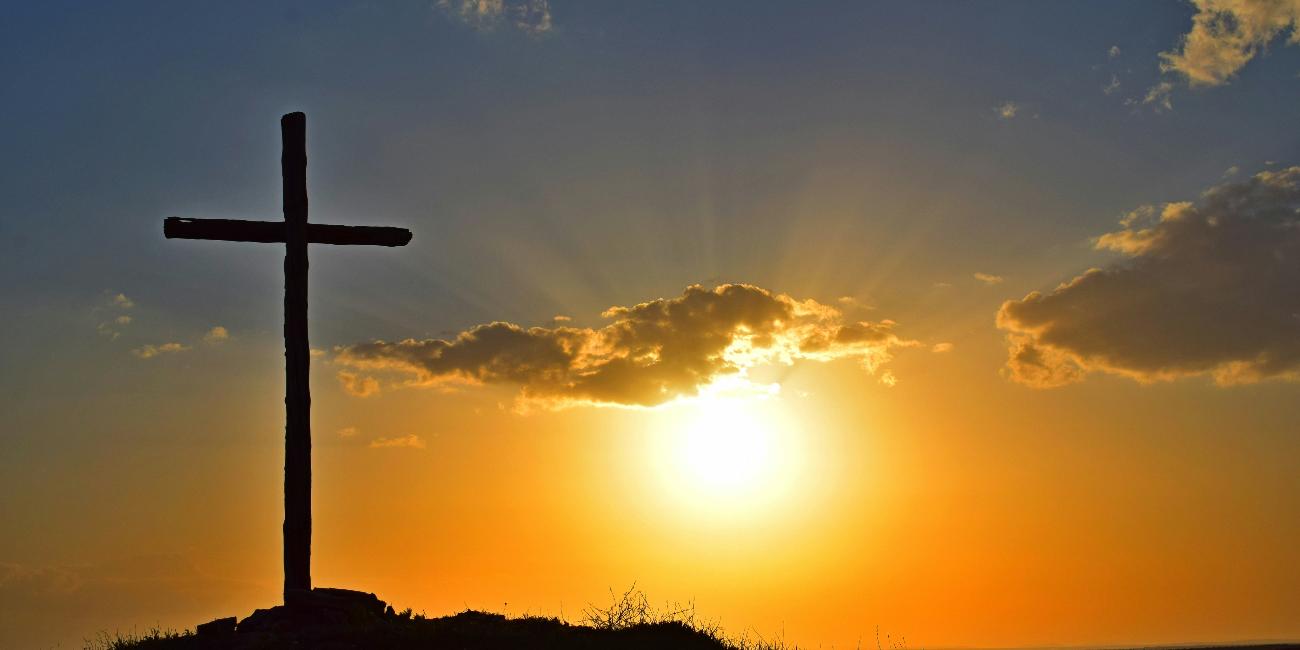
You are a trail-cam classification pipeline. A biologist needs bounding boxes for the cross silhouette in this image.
[163,112,411,603]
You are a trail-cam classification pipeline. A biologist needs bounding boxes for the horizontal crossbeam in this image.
[164,217,412,247]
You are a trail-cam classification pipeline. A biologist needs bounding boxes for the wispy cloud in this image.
[994,101,1020,119]
[369,434,426,449]
[334,284,919,409]
[1108,44,1122,59]
[202,326,228,344]
[1140,80,1175,112]
[338,426,360,438]
[836,296,872,311]
[998,166,1300,387]
[132,342,189,359]
[96,323,120,339]
[436,0,553,35]
[337,371,380,397]
[96,291,135,339]
[974,272,1005,285]
[1102,74,1121,95]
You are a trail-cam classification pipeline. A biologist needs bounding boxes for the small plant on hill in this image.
[85,627,189,650]
[580,582,711,633]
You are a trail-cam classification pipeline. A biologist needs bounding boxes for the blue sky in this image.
[4,2,1298,339]
[2,2,1295,419]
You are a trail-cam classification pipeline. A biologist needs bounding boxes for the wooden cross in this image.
[163,112,412,603]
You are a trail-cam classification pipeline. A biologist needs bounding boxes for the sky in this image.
[2,1,1299,648]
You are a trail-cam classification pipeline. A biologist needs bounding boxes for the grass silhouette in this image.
[86,584,807,650]
[82,596,1300,650]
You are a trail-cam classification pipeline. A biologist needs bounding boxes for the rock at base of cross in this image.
[235,587,388,636]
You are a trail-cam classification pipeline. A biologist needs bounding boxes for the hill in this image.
[91,586,766,650]
[88,588,1300,650]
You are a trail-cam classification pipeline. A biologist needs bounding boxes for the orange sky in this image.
[6,313,1296,648]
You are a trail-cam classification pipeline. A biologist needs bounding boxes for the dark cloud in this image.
[998,167,1300,387]
[335,284,917,408]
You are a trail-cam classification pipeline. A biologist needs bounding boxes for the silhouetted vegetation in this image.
[87,585,808,650]
[81,588,1300,650]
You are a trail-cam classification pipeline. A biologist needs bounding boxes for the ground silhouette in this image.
[87,587,1300,650]
[90,586,771,650]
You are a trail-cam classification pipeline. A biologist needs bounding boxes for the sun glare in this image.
[679,398,775,490]
[650,387,805,519]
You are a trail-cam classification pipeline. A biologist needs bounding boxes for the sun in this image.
[650,387,804,518]
[678,398,776,491]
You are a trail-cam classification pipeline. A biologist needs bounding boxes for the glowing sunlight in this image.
[650,386,806,520]
[679,396,776,491]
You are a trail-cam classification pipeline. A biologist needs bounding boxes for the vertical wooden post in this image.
[281,112,312,602]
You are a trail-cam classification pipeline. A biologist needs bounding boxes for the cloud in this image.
[1159,0,1300,87]
[96,322,120,339]
[1109,44,1122,59]
[1001,334,1088,388]
[1138,0,1300,109]
[836,295,873,311]
[96,291,135,339]
[202,326,229,344]
[974,272,1005,285]
[334,284,918,408]
[1103,74,1122,95]
[369,434,426,449]
[337,371,380,397]
[994,101,1020,119]
[931,342,955,353]
[1140,80,1176,111]
[131,342,189,359]
[437,0,552,35]
[338,426,360,438]
[997,167,1300,387]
